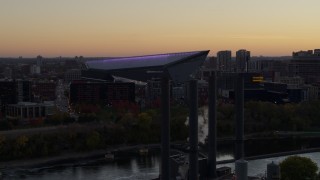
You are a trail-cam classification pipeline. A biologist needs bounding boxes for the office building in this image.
[236,49,250,72]
[69,81,135,105]
[3,67,12,79]
[217,50,232,71]
[65,69,82,82]
[32,81,57,102]
[203,57,218,69]
[0,80,17,113]
[289,49,320,83]
[30,65,41,75]
[16,80,32,102]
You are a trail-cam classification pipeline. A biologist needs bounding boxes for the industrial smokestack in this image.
[189,79,198,180]
[208,73,217,178]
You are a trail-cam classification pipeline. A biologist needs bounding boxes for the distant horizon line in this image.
[0,54,294,59]
[0,55,293,59]
[0,49,310,59]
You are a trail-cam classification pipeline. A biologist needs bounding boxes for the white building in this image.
[6,101,55,124]
[30,65,41,74]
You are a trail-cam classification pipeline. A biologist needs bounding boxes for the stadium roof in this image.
[84,50,209,82]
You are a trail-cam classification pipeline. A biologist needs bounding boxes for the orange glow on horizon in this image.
[1,0,320,57]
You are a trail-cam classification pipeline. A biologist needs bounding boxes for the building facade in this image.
[289,49,320,83]
[6,101,54,124]
[236,49,250,72]
[69,81,135,105]
[32,81,57,102]
[217,50,232,72]
[0,80,17,114]
[65,69,82,82]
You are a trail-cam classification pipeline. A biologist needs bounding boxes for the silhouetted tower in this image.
[236,50,250,72]
[217,50,232,72]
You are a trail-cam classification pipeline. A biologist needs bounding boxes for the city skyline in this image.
[1,0,320,57]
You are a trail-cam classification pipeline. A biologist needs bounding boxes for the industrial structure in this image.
[83,50,261,179]
[84,50,210,180]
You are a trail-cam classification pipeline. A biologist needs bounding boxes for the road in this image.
[55,79,69,112]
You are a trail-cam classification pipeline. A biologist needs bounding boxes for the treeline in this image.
[2,100,320,161]
[0,127,133,161]
[0,104,189,161]
[216,100,320,136]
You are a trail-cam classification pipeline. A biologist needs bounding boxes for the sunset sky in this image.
[1,0,320,57]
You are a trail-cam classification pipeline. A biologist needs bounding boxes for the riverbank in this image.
[0,149,107,170]
[2,144,320,170]
[0,143,162,170]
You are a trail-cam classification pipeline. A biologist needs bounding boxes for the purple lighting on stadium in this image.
[86,51,207,71]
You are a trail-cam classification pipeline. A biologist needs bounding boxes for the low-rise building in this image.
[65,69,81,82]
[6,101,55,124]
[69,81,135,106]
[303,85,319,101]
[32,81,57,102]
[274,76,304,87]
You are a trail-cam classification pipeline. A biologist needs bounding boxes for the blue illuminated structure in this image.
[85,50,209,82]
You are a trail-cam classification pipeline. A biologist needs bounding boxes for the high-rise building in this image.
[30,65,41,75]
[236,49,250,72]
[0,80,17,114]
[292,50,314,57]
[3,67,12,79]
[202,57,218,69]
[16,80,32,102]
[289,49,320,83]
[36,55,43,67]
[217,50,231,71]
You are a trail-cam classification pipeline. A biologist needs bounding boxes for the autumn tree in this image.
[280,156,318,180]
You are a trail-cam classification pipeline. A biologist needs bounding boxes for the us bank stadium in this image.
[72,51,209,106]
[82,50,209,82]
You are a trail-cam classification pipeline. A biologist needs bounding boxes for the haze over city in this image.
[2,1,320,179]
[1,0,320,57]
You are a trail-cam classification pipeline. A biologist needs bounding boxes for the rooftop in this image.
[84,50,209,83]
[86,51,208,71]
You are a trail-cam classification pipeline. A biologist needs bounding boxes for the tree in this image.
[13,135,29,158]
[85,131,101,150]
[280,156,318,180]
[0,135,6,154]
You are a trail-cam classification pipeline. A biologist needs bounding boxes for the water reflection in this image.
[8,151,319,179]
[11,155,161,180]
[218,152,320,177]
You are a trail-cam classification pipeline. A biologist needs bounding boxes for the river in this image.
[3,150,320,180]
